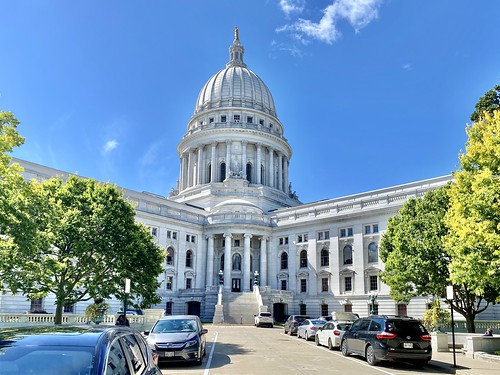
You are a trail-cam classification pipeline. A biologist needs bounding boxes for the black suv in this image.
[340,315,432,367]
[283,315,309,336]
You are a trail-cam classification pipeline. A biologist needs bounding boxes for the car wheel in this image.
[284,327,288,334]
[315,335,320,346]
[365,345,378,366]
[328,338,333,350]
[341,339,349,356]
[305,332,309,341]
[289,329,293,336]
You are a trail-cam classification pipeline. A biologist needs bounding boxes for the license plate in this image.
[403,342,413,349]
[163,351,175,357]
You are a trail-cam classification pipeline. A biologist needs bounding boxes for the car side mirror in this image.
[201,328,208,335]
[143,331,150,336]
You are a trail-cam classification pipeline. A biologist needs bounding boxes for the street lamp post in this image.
[254,270,259,286]
[124,278,131,316]
[369,292,378,315]
[218,270,224,285]
[447,285,457,368]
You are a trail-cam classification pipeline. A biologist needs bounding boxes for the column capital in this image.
[223,233,233,239]
[244,233,253,239]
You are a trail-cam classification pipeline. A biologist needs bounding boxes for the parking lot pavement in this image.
[157,325,499,375]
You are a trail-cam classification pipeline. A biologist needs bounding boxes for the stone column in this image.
[260,236,268,286]
[211,143,216,183]
[243,233,252,291]
[195,234,205,288]
[179,154,186,191]
[223,233,232,291]
[197,147,203,185]
[268,148,274,188]
[278,153,283,192]
[284,158,289,195]
[206,235,214,287]
[256,145,262,184]
[187,150,193,188]
[242,141,247,180]
[225,141,231,179]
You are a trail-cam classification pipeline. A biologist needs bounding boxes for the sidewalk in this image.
[428,349,500,374]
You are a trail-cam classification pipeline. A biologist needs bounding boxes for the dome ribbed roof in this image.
[194,28,277,117]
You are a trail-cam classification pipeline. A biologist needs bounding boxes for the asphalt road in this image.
[157,325,453,375]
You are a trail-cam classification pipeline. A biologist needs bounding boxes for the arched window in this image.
[208,164,212,183]
[320,249,329,267]
[280,252,288,270]
[220,162,226,182]
[166,247,174,266]
[246,163,252,183]
[186,250,193,268]
[343,245,353,265]
[368,242,378,263]
[300,250,308,268]
[232,254,241,270]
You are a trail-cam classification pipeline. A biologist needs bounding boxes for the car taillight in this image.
[311,327,318,330]
[333,330,340,336]
[420,334,432,341]
[376,331,397,339]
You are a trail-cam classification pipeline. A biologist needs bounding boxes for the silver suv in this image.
[254,312,274,328]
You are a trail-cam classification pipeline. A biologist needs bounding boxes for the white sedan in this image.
[315,321,351,350]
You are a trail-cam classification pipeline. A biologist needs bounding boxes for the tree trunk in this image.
[465,314,476,333]
[54,302,63,325]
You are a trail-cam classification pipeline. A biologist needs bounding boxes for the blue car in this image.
[0,325,162,374]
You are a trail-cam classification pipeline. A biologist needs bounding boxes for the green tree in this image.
[444,111,500,330]
[1,175,164,324]
[380,185,492,332]
[470,84,500,122]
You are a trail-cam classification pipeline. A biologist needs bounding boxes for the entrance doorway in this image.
[232,278,241,292]
[273,303,287,323]
[186,301,201,317]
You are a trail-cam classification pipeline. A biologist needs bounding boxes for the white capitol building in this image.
[4,29,497,323]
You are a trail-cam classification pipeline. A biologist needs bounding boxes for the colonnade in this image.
[178,142,289,194]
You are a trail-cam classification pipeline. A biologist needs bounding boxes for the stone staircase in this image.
[222,292,259,325]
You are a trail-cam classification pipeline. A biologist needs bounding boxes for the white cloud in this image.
[278,0,383,44]
[279,0,305,16]
[403,63,412,71]
[103,140,118,153]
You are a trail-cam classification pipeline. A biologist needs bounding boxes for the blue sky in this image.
[2,0,499,203]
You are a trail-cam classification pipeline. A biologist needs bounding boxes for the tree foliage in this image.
[1,175,164,324]
[470,84,500,122]
[445,111,500,308]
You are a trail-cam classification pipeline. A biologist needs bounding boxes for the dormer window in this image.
[247,116,253,123]
[221,115,227,122]
[233,115,240,122]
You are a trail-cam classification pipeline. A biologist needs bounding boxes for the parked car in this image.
[317,315,333,322]
[254,312,274,328]
[144,314,208,365]
[0,325,161,374]
[297,319,325,341]
[315,321,351,349]
[283,315,310,336]
[340,315,432,367]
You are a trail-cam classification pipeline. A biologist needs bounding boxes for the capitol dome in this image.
[194,28,277,117]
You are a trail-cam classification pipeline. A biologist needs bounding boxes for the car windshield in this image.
[260,313,272,317]
[152,319,197,333]
[0,346,94,374]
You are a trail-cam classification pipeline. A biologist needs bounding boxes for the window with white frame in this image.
[320,248,329,267]
[278,236,289,245]
[300,279,307,293]
[321,278,329,292]
[344,276,352,292]
[149,226,158,237]
[342,245,353,265]
[221,115,227,122]
[364,224,379,235]
[186,278,192,289]
[247,116,253,123]
[166,248,174,266]
[280,252,288,270]
[209,117,214,123]
[297,233,308,243]
[368,242,378,263]
[165,301,173,315]
[259,119,264,125]
[234,239,240,247]
[186,234,196,243]
[344,303,353,313]
[340,227,353,238]
[167,230,178,240]
[317,230,330,241]
[299,250,308,268]
[369,275,378,291]
[166,276,173,290]
[63,303,74,313]
[233,114,240,122]
[185,250,193,268]
[280,279,287,290]
[299,303,307,315]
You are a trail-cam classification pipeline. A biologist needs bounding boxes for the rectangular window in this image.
[185,234,196,243]
[209,117,214,123]
[297,233,308,243]
[345,276,352,292]
[280,280,287,290]
[186,278,192,289]
[167,230,178,240]
[233,114,240,122]
[247,116,253,123]
[30,299,43,311]
[340,227,353,238]
[369,275,378,291]
[321,278,329,292]
[344,304,352,313]
[364,225,371,235]
[364,224,379,235]
[63,303,74,313]
[299,303,307,315]
[259,119,264,125]
[300,279,307,293]
[397,304,408,316]
[317,230,329,241]
[221,115,227,122]
[165,301,173,315]
[278,236,289,245]
[234,239,240,247]
[166,276,173,290]
[321,304,329,316]
[373,224,379,233]
[150,227,158,237]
